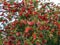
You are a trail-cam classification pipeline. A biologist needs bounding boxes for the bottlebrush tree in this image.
[0,0,60,45]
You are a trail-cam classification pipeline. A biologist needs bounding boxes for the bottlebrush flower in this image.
[16,32,21,36]
[7,4,11,8]
[44,25,50,30]
[39,26,44,30]
[21,7,25,12]
[58,31,60,36]
[25,27,32,33]
[24,41,29,45]
[7,41,14,45]
[3,2,8,5]
[23,33,30,37]
[1,0,59,45]
[8,36,15,41]
[5,25,10,29]
[51,28,55,33]
[19,11,23,16]
[36,21,41,26]
[42,39,47,44]
[12,10,16,13]
[3,41,7,45]
[32,11,38,15]
[16,40,21,45]
[36,0,39,2]
[14,2,19,7]
[25,13,29,17]
[12,20,18,25]
[32,33,37,40]
[29,0,33,4]
[14,2,17,5]
[28,10,32,14]
[36,42,41,45]
[39,33,43,38]
[57,24,60,29]
[27,21,34,26]
[53,21,59,26]
[21,20,27,25]
[38,15,48,21]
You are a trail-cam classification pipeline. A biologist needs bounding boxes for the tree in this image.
[0,0,60,45]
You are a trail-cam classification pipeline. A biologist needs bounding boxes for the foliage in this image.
[0,0,60,45]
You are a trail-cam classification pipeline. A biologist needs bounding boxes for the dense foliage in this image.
[0,0,60,45]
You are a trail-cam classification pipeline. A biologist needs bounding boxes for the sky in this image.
[50,0,60,5]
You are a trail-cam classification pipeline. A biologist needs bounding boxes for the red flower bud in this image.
[39,26,44,30]
[3,2,8,5]
[32,33,36,40]
[39,33,43,38]
[7,41,12,45]
[51,29,55,33]
[8,36,15,41]
[7,4,11,8]
[42,39,47,44]
[25,27,32,33]
[19,11,23,16]
[16,32,21,36]
[36,42,41,45]
[21,7,25,12]
[21,20,27,25]
[16,40,21,45]
[27,21,34,26]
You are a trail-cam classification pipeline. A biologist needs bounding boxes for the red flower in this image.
[39,26,44,30]
[39,33,43,38]
[58,31,60,36]
[5,25,10,29]
[32,33,37,40]
[7,41,12,45]
[3,41,7,45]
[24,42,28,45]
[21,7,25,12]
[21,20,27,25]
[36,0,39,2]
[36,42,41,45]
[36,21,40,26]
[3,2,8,5]
[16,40,21,45]
[29,0,33,4]
[27,21,34,26]
[19,11,23,16]
[42,39,47,44]
[38,15,48,21]
[51,28,55,33]
[53,21,58,26]
[28,10,32,14]
[25,27,32,33]
[16,32,21,36]
[44,26,50,30]
[32,11,38,15]
[25,13,29,17]
[57,24,60,29]
[14,2,17,5]
[8,36,15,41]
[7,4,11,8]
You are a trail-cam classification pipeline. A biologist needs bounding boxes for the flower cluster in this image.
[0,0,60,45]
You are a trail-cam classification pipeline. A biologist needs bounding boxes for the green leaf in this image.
[10,0,15,4]
[0,36,3,45]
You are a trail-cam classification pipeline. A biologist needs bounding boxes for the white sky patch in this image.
[14,0,23,3]
[50,0,60,5]
[0,22,4,30]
